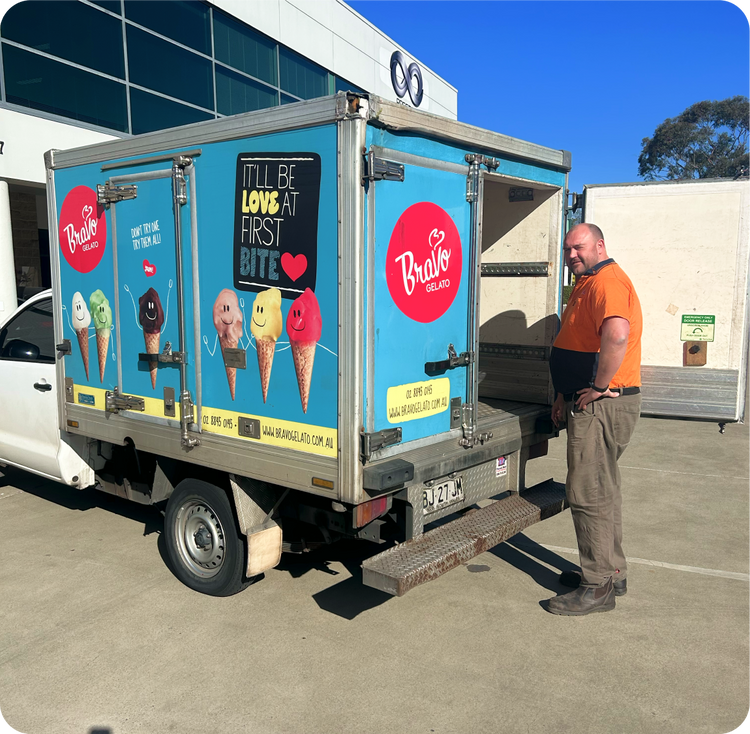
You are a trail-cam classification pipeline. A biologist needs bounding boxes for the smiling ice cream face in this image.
[71,291,91,331]
[139,287,164,335]
[89,290,112,332]
[286,288,322,343]
[250,288,282,342]
[212,289,243,343]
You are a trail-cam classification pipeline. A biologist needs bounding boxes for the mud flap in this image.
[229,475,282,576]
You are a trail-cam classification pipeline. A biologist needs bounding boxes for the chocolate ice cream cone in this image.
[219,335,238,400]
[256,336,276,403]
[291,341,316,413]
[95,329,109,383]
[144,331,160,389]
[76,329,89,381]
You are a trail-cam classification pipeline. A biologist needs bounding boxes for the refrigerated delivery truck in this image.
[0,92,574,596]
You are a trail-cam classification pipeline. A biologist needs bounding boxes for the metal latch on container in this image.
[138,341,185,364]
[364,151,404,183]
[425,343,474,374]
[97,182,137,208]
[105,387,145,413]
[56,339,71,356]
[361,427,402,461]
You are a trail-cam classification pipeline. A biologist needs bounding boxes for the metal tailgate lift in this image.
[362,479,567,596]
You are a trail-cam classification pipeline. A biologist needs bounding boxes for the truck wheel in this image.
[164,479,253,596]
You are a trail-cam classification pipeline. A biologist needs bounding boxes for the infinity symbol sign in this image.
[390,51,424,107]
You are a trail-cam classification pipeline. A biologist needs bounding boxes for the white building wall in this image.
[0,108,118,186]
[211,0,458,119]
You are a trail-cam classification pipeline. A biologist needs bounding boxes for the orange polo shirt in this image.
[550,259,642,395]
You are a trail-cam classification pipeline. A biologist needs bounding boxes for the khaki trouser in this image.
[564,393,642,587]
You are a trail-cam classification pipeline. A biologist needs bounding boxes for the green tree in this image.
[638,96,749,180]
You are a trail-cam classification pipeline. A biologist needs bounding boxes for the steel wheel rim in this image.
[174,499,226,578]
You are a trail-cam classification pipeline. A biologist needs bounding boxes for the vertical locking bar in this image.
[462,154,483,448]
[172,156,199,448]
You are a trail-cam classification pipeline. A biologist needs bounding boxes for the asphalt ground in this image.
[0,414,747,734]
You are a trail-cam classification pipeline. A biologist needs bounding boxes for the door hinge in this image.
[425,343,474,374]
[105,387,145,413]
[361,427,402,461]
[363,150,405,183]
[97,182,137,208]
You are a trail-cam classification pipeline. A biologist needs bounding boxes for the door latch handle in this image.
[34,382,53,392]
[425,343,474,374]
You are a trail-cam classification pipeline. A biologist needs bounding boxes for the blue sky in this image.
[349,1,750,193]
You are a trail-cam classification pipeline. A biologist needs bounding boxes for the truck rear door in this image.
[582,179,750,423]
[364,145,473,455]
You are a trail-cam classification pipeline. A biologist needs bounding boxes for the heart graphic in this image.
[281,252,307,282]
[143,259,157,277]
[429,228,445,249]
[82,205,93,222]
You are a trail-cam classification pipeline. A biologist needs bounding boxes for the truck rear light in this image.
[312,477,334,490]
[355,496,388,528]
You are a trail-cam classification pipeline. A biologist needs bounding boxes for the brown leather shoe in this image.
[559,570,627,596]
[546,578,615,616]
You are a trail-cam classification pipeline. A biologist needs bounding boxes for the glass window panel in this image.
[126,25,212,110]
[216,67,277,116]
[213,10,276,86]
[130,87,213,135]
[0,298,56,363]
[91,1,121,13]
[280,93,298,106]
[279,47,327,100]
[1,1,124,78]
[124,1,210,54]
[3,44,128,131]
[335,76,365,95]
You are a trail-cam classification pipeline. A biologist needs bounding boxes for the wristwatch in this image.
[591,384,609,393]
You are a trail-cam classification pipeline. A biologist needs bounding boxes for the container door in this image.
[582,180,749,422]
[106,160,197,439]
[367,149,473,449]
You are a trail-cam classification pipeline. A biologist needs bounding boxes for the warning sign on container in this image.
[681,315,715,342]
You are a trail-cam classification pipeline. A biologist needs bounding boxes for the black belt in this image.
[563,387,640,402]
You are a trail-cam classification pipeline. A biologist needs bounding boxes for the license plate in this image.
[423,477,464,515]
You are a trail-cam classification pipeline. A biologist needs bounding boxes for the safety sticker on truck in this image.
[386,378,450,423]
[680,315,715,342]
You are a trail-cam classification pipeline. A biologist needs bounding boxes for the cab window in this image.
[0,298,56,363]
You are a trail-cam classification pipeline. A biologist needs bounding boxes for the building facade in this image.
[0,0,457,315]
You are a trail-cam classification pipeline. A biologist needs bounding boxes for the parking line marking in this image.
[518,542,749,582]
[540,456,749,482]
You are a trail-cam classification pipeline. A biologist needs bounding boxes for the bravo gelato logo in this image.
[233,152,321,297]
[59,186,107,273]
[386,202,462,323]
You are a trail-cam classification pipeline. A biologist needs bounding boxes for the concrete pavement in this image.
[0,414,747,734]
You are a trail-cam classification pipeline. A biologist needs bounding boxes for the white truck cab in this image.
[0,289,92,487]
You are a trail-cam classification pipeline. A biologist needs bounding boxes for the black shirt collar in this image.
[582,258,615,276]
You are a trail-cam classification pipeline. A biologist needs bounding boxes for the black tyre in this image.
[164,479,252,596]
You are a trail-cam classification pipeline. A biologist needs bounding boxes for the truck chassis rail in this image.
[362,479,567,596]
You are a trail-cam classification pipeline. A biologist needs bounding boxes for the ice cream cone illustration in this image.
[286,289,321,413]
[213,289,244,400]
[89,290,112,383]
[139,288,165,389]
[71,291,91,380]
[249,288,282,403]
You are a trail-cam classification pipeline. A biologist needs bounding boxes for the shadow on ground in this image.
[0,466,163,535]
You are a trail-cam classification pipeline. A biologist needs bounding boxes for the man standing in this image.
[546,223,643,616]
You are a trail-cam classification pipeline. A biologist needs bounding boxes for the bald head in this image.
[563,222,608,276]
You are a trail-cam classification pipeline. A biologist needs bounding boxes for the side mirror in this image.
[2,339,41,361]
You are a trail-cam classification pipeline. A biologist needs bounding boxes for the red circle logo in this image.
[385,202,462,323]
[59,186,107,273]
